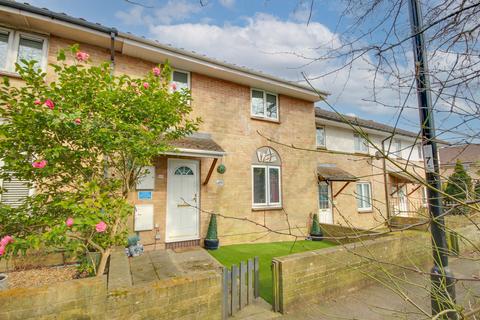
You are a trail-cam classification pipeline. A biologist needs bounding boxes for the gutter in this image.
[0,0,117,35]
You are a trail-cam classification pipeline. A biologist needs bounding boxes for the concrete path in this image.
[277,254,480,320]
[128,247,222,286]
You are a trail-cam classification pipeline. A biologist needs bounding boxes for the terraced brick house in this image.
[0,1,428,248]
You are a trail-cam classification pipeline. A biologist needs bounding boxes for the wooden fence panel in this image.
[222,257,260,318]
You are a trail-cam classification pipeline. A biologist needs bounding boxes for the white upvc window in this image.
[0,160,34,208]
[392,139,402,158]
[316,126,326,148]
[0,27,48,73]
[171,69,190,91]
[356,182,372,211]
[417,144,423,160]
[252,165,281,208]
[251,89,278,121]
[353,133,369,153]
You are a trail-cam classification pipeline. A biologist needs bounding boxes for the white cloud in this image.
[115,6,145,26]
[116,0,201,26]
[148,13,408,118]
[218,0,235,9]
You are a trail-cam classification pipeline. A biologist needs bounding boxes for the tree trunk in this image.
[96,248,111,277]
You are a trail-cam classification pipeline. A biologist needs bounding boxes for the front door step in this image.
[165,239,200,250]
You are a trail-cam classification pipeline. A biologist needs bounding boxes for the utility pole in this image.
[407,0,456,318]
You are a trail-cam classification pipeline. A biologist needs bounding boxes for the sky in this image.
[24,0,475,138]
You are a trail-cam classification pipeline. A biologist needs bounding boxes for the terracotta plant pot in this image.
[0,274,7,290]
[204,238,219,250]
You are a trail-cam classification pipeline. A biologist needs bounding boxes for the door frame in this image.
[165,158,200,243]
[318,181,333,224]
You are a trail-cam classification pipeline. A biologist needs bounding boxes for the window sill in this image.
[252,206,283,212]
[357,209,373,213]
[316,146,327,150]
[354,152,370,156]
[0,70,22,79]
[250,116,280,124]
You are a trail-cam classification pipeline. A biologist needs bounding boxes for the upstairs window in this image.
[0,28,47,73]
[353,133,369,153]
[251,89,278,121]
[252,147,281,208]
[316,127,326,148]
[417,144,423,160]
[392,139,402,158]
[172,70,189,91]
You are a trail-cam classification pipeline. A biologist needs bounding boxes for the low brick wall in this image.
[319,223,384,244]
[0,258,222,320]
[388,215,430,231]
[272,232,431,314]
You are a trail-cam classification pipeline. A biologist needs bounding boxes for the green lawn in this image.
[208,240,336,304]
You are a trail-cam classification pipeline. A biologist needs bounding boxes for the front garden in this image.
[208,240,336,304]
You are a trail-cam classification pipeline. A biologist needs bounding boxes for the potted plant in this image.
[0,273,7,290]
[310,213,323,241]
[204,214,219,250]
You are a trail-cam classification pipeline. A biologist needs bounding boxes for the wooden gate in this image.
[222,257,260,319]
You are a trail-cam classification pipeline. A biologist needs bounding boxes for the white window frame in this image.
[417,144,423,160]
[356,181,372,212]
[250,88,279,121]
[251,164,282,208]
[392,139,402,158]
[316,126,326,148]
[0,160,35,206]
[0,27,48,73]
[353,133,369,153]
[171,69,190,91]
[0,27,14,72]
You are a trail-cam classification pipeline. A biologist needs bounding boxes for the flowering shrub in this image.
[0,45,199,275]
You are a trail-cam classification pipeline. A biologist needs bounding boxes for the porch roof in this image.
[388,171,423,184]
[167,133,225,158]
[317,165,358,182]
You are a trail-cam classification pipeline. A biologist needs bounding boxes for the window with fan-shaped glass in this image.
[174,166,194,176]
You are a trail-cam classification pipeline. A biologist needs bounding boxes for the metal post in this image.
[407,0,456,318]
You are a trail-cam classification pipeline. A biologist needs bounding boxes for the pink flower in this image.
[143,82,149,89]
[34,99,41,105]
[152,67,161,76]
[66,217,74,227]
[0,246,5,256]
[44,99,55,110]
[95,221,107,233]
[32,160,47,169]
[171,83,177,91]
[0,236,11,246]
[75,51,90,62]
[74,118,81,125]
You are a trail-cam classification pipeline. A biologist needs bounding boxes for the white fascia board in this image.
[163,148,226,158]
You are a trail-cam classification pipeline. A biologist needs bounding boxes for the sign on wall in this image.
[138,191,153,200]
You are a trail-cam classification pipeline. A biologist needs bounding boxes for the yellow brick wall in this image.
[2,33,429,246]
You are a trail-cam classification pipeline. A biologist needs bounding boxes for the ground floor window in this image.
[356,182,372,211]
[252,165,281,207]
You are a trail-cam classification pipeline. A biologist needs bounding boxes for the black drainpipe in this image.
[109,29,117,75]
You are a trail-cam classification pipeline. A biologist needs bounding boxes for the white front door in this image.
[393,184,409,217]
[166,159,200,242]
[318,182,333,224]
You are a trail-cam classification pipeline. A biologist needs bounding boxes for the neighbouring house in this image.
[0,1,430,249]
[314,108,428,228]
[439,144,480,183]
